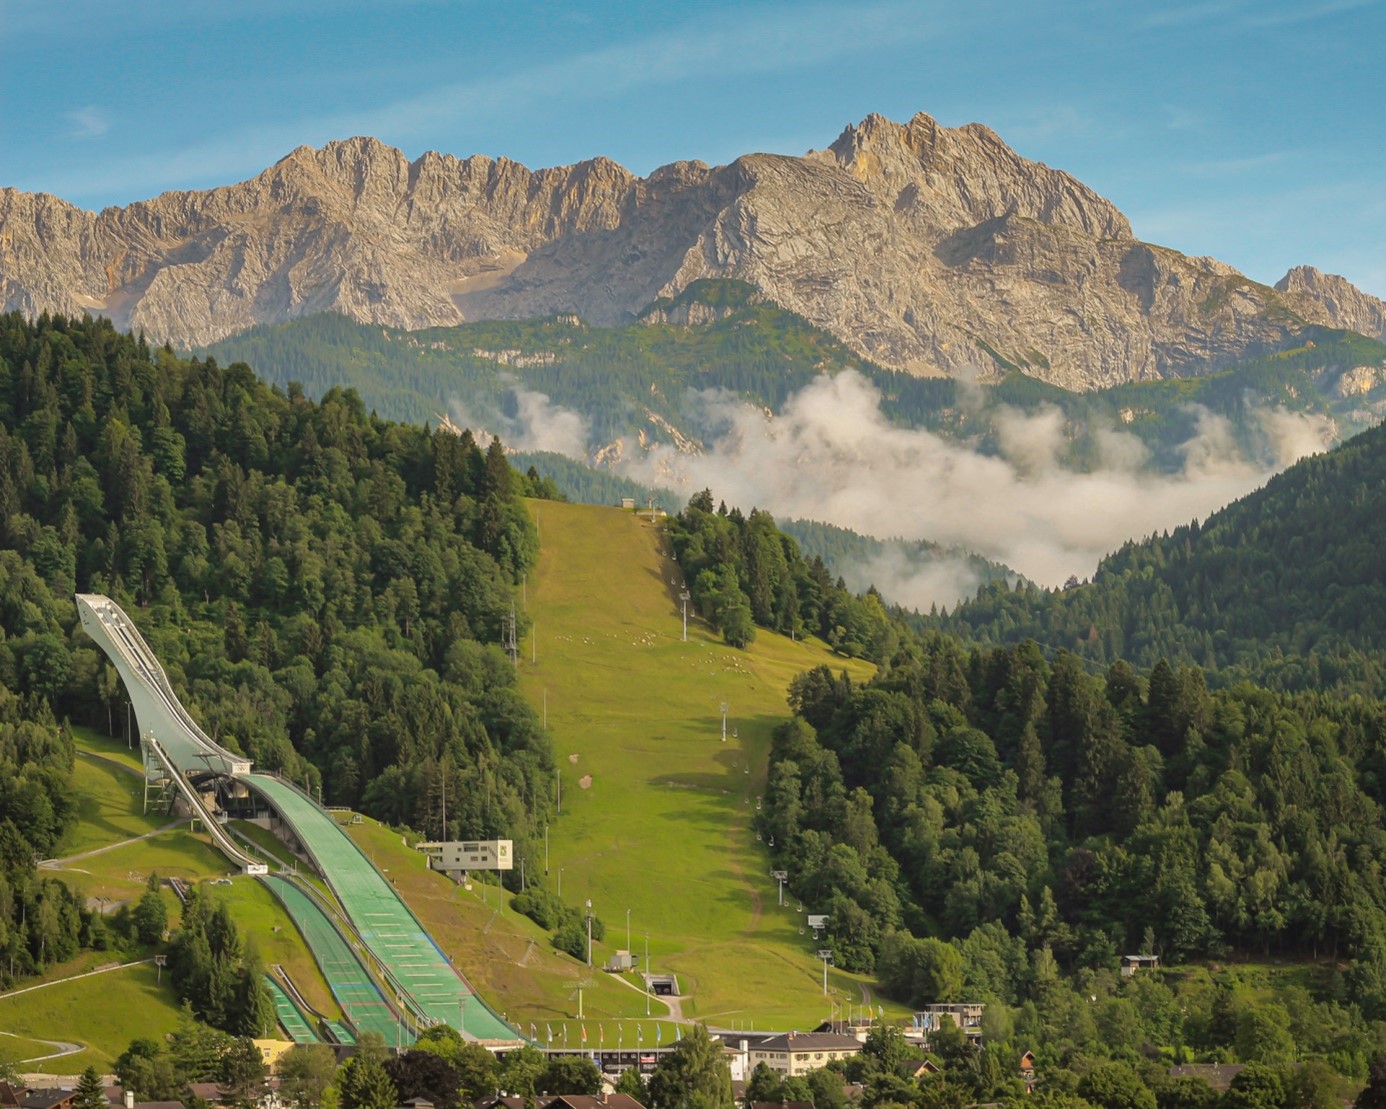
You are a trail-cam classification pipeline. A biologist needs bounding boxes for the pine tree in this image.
[339,1053,398,1109]
[74,1066,107,1109]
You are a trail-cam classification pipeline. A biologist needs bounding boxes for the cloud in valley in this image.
[473,370,1333,609]
[450,385,591,459]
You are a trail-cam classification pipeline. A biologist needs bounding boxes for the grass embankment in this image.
[511,500,891,1030]
[342,816,681,1042]
[4,730,340,1068]
[0,962,179,1071]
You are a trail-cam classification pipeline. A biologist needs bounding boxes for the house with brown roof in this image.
[746,1031,863,1077]
[1019,1051,1036,1094]
[19,1090,76,1109]
[474,1095,647,1109]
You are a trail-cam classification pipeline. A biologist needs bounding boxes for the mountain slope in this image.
[516,499,884,1026]
[931,417,1386,693]
[5,111,1386,389]
[199,298,1386,476]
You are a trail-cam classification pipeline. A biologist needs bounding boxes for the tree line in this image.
[929,414,1386,696]
[0,310,560,987]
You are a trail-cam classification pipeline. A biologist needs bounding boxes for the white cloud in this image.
[449,385,590,459]
[65,105,110,139]
[566,371,1334,606]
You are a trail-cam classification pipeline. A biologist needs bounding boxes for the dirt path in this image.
[76,748,143,777]
[606,968,687,1023]
[39,818,183,868]
[0,1030,84,1064]
[0,958,152,1001]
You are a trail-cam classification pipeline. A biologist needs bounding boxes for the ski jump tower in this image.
[75,593,266,873]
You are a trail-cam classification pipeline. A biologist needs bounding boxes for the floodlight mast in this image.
[586,899,594,967]
[818,949,833,995]
[772,870,788,906]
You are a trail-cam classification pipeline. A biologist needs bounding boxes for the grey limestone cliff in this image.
[2,113,1382,390]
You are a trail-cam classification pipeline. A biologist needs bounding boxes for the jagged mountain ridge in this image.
[3,111,1384,390]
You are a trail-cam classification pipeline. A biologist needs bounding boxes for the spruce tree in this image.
[338,1053,398,1109]
[74,1066,107,1109]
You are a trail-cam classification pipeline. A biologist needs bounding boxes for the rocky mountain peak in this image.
[828,110,1131,240]
[1276,265,1386,339]
[2,111,1384,388]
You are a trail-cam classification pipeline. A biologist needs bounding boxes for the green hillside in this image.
[200,290,1386,486]
[514,500,895,1028]
[931,415,1386,693]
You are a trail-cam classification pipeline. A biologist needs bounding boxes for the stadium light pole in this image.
[818,949,833,996]
[626,907,631,954]
[680,590,690,641]
[645,931,651,1016]
[586,899,594,968]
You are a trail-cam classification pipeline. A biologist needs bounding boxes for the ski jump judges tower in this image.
[75,593,267,874]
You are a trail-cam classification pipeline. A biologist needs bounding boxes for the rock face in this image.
[2,113,1383,390]
[1275,266,1386,340]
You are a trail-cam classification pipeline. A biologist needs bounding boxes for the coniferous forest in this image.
[11,308,1386,1104]
[929,416,1386,696]
[668,485,1386,1092]
[0,311,556,987]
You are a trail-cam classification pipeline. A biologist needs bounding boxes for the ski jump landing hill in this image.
[75,593,518,1044]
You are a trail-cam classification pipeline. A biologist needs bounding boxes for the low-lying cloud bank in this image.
[471,371,1335,610]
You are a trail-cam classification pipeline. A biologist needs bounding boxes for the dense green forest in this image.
[202,285,1386,481]
[0,311,556,985]
[779,516,1016,598]
[928,417,1386,695]
[668,490,1386,1089]
[668,493,900,658]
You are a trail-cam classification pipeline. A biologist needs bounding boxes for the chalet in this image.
[18,1091,75,1109]
[1120,955,1160,977]
[0,1082,23,1109]
[1019,1051,1037,1094]
[747,1031,864,1077]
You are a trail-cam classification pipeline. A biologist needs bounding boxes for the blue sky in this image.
[3,0,1383,297]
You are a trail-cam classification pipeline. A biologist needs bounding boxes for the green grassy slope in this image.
[0,963,180,1072]
[516,500,894,1028]
[4,732,342,1069]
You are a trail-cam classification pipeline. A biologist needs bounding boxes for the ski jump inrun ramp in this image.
[75,593,517,1043]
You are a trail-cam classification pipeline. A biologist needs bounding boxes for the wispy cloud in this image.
[65,105,110,140]
[1130,176,1386,296]
[1139,1,1246,30]
[18,0,936,203]
[1181,150,1293,177]
[1138,0,1368,29]
[1244,0,1372,26]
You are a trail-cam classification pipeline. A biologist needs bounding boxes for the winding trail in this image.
[0,1031,84,1064]
[39,820,183,868]
[0,959,158,1064]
